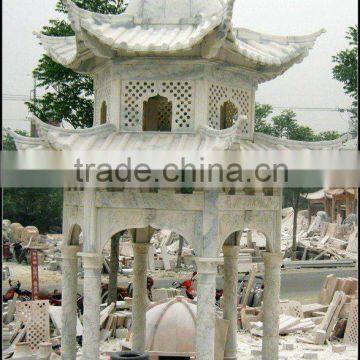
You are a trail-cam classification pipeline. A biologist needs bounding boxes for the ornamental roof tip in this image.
[6,116,353,152]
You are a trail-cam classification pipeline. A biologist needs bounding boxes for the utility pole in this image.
[30,78,38,137]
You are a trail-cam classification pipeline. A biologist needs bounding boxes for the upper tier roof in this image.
[34,0,325,77]
[6,116,352,152]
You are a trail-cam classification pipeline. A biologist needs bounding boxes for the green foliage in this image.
[254,104,342,141]
[315,131,342,141]
[332,26,358,101]
[3,188,63,233]
[2,130,63,232]
[272,110,316,141]
[254,103,274,134]
[332,26,358,133]
[26,0,126,129]
[2,130,28,151]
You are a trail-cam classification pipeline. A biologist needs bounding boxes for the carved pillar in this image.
[131,243,150,352]
[262,252,282,360]
[223,246,240,360]
[60,245,80,360]
[195,258,219,360]
[80,253,103,360]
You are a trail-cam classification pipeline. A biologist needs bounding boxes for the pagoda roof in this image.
[34,0,325,77]
[5,116,351,152]
[301,188,357,200]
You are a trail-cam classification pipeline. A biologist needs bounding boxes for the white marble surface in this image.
[222,245,240,360]
[262,252,283,360]
[81,253,103,360]
[61,246,80,360]
[195,258,219,360]
[131,243,150,352]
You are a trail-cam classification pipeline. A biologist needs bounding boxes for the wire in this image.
[272,106,350,112]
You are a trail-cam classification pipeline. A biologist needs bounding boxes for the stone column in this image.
[60,245,80,360]
[223,246,240,360]
[80,253,103,360]
[195,258,219,360]
[131,243,150,352]
[262,252,282,360]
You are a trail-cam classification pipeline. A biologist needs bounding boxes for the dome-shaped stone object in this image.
[136,296,228,359]
[145,296,196,353]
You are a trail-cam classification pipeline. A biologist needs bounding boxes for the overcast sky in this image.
[3,0,358,133]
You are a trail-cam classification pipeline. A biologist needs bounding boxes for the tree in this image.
[254,105,341,142]
[26,0,126,129]
[332,26,358,135]
[3,188,63,233]
[283,187,320,260]
[315,131,343,141]
[271,110,317,141]
[254,103,274,134]
[2,131,63,232]
[2,130,28,150]
[3,1,127,231]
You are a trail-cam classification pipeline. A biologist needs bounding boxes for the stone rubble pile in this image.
[281,210,358,263]
[102,229,196,274]
[2,218,358,359]
[2,219,63,271]
[237,274,358,358]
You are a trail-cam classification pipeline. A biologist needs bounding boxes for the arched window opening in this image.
[220,100,238,130]
[100,101,107,124]
[143,95,172,131]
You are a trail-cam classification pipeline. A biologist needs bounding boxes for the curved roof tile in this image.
[35,1,324,75]
[6,117,351,152]
[34,33,78,67]
[230,28,325,66]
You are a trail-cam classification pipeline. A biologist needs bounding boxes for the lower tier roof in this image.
[5,116,352,151]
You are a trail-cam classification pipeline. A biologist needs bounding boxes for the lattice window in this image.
[208,83,252,138]
[121,80,194,132]
[16,300,50,351]
[160,81,193,130]
[158,98,172,131]
[344,300,358,344]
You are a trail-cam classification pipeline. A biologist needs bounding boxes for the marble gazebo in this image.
[8,0,351,359]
